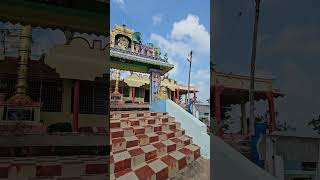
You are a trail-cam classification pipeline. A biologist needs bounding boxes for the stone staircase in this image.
[110,111,201,180]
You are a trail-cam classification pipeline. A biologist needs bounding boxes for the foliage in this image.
[48,122,72,133]
[308,115,320,134]
[211,104,233,131]
[273,111,296,131]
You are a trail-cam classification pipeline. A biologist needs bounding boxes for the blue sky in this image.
[111,0,210,101]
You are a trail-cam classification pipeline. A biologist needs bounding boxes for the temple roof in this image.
[212,68,284,105]
[0,0,108,35]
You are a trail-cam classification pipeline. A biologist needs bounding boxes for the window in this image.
[135,87,144,98]
[122,87,130,97]
[0,79,63,112]
[0,79,15,100]
[79,81,106,115]
[28,80,63,112]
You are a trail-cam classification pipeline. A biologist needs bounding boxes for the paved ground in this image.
[171,157,210,180]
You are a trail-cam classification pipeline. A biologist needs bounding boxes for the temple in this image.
[212,68,284,135]
[108,24,209,179]
[109,24,199,109]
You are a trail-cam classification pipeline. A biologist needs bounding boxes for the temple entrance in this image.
[145,89,150,102]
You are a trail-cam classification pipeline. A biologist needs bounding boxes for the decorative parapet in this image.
[110,47,168,63]
[110,47,173,69]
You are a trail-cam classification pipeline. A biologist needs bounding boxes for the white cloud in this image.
[171,14,210,53]
[150,14,210,62]
[191,69,210,101]
[112,0,125,8]
[192,69,210,81]
[150,33,191,59]
[152,14,163,26]
[150,14,210,101]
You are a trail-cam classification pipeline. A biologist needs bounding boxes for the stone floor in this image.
[171,157,210,180]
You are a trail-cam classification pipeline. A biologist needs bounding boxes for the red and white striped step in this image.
[110,135,194,174]
[111,144,201,180]
[110,111,201,180]
[111,112,168,119]
[111,130,188,153]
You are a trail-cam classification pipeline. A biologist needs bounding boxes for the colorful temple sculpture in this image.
[109,25,206,179]
[0,0,108,179]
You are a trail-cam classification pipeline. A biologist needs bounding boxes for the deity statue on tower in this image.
[117,36,129,50]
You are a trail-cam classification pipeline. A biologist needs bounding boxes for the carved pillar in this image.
[5,25,41,122]
[16,25,32,95]
[177,88,180,103]
[72,80,80,132]
[131,87,135,103]
[241,101,248,134]
[114,69,120,93]
[266,92,276,133]
[149,69,161,104]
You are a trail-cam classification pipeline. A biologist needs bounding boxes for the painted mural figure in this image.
[117,36,129,50]
[151,71,161,101]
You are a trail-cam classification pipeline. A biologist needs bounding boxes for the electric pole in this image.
[249,0,261,136]
[187,50,193,107]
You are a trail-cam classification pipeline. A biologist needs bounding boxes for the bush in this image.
[48,122,72,133]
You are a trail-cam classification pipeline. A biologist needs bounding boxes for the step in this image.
[111,129,190,153]
[111,112,168,119]
[110,116,177,129]
[111,144,201,180]
[110,122,182,139]
[110,135,193,175]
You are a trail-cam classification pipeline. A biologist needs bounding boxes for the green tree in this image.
[308,115,320,134]
[211,104,233,132]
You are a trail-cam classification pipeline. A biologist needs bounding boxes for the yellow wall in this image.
[123,96,144,103]
[41,112,106,127]
[41,79,107,127]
